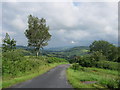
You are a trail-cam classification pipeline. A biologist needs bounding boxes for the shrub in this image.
[77,51,107,67]
[78,55,96,67]
[2,49,42,76]
[71,63,89,72]
[71,63,80,70]
[2,58,42,76]
[78,53,119,70]
[91,51,107,61]
[96,61,119,70]
[69,55,80,64]
[2,49,24,61]
[89,40,118,62]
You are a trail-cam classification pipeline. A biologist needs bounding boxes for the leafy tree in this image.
[91,51,107,61]
[78,55,96,67]
[114,47,120,62]
[25,15,51,56]
[2,33,16,52]
[108,46,118,62]
[89,40,118,61]
[70,55,81,63]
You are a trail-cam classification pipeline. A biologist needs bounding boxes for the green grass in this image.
[66,66,119,89]
[2,62,68,88]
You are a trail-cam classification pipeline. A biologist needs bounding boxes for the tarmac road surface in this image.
[9,64,73,89]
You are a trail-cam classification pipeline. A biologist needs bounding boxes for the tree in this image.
[2,33,16,52]
[25,15,51,56]
[89,40,118,61]
[90,51,107,61]
[117,47,120,62]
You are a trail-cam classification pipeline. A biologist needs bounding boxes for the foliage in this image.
[67,40,119,71]
[71,63,85,71]
[2,33,16,52]
[89,40,118,61]
[69,55,80,63]
[118,47,120,59]
[71,63,79,70]
[74,54,118,70]
[2,50,67,77]
[95,61,119,70]
[25,15,51,56]
[84,51,107,66]
[2,49,24,61]
[3,59,39,76]
[90,51,107,61]
[70,50,119,70]
[78,54,96,67]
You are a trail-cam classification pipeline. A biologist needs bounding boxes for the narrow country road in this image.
[9,64,73,88]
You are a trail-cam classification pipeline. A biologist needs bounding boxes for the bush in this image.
[96,61,119,70]
[71,63,80,70]
[2,49,67,77]
[69,55,80,64]
[2,58,42,76]
[89,40,118,62]
[2,48,68,78]
[2,49,42,76]
[78,55,96,67]
[91,51,107,61]
[77,51,107,67]
[77,53,119,70]
[71,63,90,72]
[2,49,24,61]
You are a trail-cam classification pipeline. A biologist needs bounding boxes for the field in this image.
[67,66,119,89]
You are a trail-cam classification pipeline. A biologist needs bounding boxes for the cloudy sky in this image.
[1,1,118,48]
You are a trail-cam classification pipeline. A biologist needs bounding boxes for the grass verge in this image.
[2,62,68,88]
[66,66,119,89]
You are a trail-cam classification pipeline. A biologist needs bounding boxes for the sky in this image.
[1,0,118,48]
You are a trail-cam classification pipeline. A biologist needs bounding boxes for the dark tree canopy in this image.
[25,15,51,56]
[89,40,118,61]
[2,33,16,52]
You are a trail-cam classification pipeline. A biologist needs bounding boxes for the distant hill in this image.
[64,46,89,56]
[45,46,75,51]
[16,45,35,50]
[15,45,89,59]
[16,45,28,49]
[43,46,89,59]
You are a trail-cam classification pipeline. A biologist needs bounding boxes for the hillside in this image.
[43,46,89,59]
[16,45,28,49]
[15,45,89,59]
[44,46,73,51]
[64,46,89,56]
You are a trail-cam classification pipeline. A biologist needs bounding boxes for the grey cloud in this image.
[2,2,118,47]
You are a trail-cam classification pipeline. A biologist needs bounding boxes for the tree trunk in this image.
[36,51,39,57]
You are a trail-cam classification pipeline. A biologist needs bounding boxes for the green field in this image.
[67,66,119,89]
